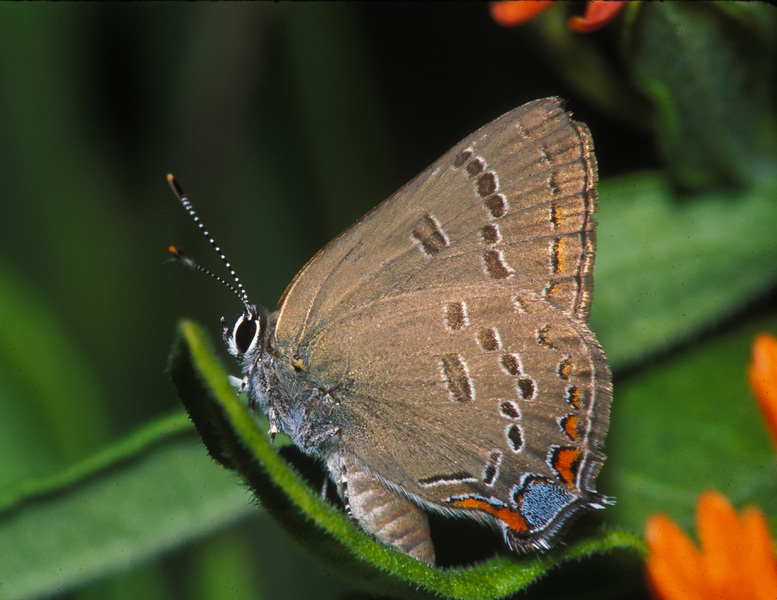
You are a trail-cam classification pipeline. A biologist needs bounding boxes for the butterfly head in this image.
[222,305,268,360]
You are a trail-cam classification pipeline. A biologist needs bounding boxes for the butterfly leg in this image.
[336,453,435,565]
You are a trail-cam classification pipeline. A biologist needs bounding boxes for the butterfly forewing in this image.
[274,97,598,351]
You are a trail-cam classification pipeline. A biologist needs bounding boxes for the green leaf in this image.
[0,258,112,480]
[606,315,777,532]
[0,412,256,600]
[627,2,777,189]
[169,320,643,600]
[592,173,777,370]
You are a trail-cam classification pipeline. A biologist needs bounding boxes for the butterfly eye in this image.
[233,315,260,355]
[222,306,266,359]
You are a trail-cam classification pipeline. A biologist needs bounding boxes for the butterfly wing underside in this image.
[274,97,598,343]
[302,285,610,549]
[270,98,609,558]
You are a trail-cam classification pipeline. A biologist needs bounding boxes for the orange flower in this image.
[645,490,777,600]
[749,332,777,453]
[490,0,626,32]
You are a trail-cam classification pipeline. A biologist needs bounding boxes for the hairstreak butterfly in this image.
[170,97,612,565]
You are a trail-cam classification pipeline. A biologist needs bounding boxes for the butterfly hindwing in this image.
[274,283,611,549]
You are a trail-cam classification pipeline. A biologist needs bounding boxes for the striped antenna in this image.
[167,174,252,313]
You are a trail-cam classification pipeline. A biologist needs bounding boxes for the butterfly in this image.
[171,97,612,565]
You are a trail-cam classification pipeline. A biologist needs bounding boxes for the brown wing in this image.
[282,284,611,509]
[274,98,598,354]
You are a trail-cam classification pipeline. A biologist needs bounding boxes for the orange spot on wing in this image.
[452,497,528,533]
[563,415,579,440]
[555,238,566,274]
[567,386,581,409]
[554,448,581,486]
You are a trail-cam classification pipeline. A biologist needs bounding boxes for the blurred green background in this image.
[1,2,776,599]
